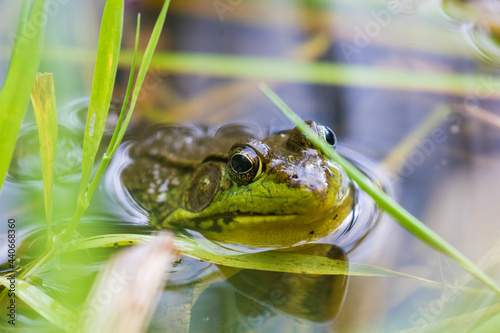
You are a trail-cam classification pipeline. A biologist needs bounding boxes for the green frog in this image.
[122,121,354,330]
[122,120,353,247]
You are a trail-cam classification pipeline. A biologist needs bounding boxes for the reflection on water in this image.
[442,0,500,64]
[192,245,348,332]
[149,244,350,332]
[8,125,83,184]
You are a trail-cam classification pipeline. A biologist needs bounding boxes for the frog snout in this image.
[288,160,331,192]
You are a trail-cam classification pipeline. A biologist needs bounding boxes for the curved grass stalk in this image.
[258,82,500,296]
[65,233,452,288]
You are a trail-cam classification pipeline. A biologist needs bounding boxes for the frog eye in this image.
[319,126,337,149]
[228,145,263,184]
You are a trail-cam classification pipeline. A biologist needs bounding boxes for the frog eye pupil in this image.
[230,154,252,173]
[323,127,336,148]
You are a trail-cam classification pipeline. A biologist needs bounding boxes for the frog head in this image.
[164,121,352,247]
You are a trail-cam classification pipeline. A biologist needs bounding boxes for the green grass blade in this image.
[67,0,124,233]
[66,234,439,286]
[86,0,171,211]
[258,82,500,296]
[472,313,500,333]
[399,303,500,333]
[0,276,76,330]
[68,1,171,235]
[0,0,46,192]
[10,0,31,54]
[115,53,499,98]
[77,0,124,198]
[106,14,140,154]
[67,234,154,250]
[31,73,58,246]
[33,49,500,97]
[83,14,141,203]
[111,0,172,154]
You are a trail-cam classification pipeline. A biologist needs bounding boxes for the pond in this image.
[1,0,500,332]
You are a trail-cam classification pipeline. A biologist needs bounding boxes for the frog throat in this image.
[162,184,353,247]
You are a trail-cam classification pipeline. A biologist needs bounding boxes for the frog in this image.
[121,120,353,247]
[121,121,355,330]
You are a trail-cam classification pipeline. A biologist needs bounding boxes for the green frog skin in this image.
[121,121,353,247]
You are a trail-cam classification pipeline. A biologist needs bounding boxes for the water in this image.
[104,123,390,331]
[2,0,500,331]
[1,111,387,331]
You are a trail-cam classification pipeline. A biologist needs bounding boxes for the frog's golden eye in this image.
[228,145,263,184]
[318,125,337,149]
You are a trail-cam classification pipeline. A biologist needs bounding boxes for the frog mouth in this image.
[189,209,338,231]
[164,186,352,245]
[189,211,346,247]
[230,210,338,223]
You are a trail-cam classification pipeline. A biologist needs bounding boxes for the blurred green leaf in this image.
[0,276,76,330]
[68,233,153,250]
[0,0,46,192]
[31,73,58,244]
[33,48,495,96]
[468,310,500,333]
[67,234,440,286]
[120,53,495,97]
[399,303,500,333]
